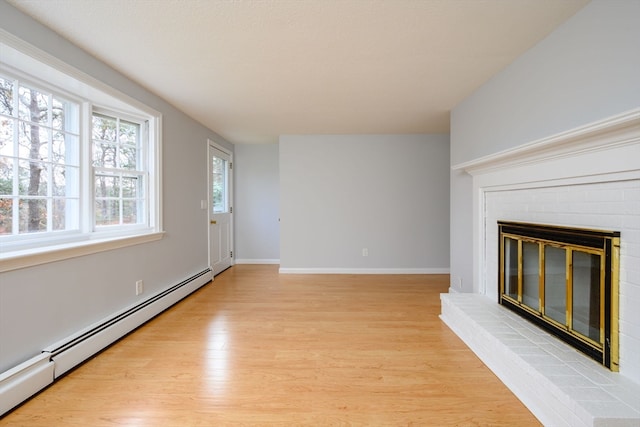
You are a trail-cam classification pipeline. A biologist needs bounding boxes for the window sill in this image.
[0,231,165,273]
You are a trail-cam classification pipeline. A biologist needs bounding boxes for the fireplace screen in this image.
[498,221,620,370]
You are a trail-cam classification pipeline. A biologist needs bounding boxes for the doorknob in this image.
[210,220,217,224]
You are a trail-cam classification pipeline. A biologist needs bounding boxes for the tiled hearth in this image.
[440,293,640,427]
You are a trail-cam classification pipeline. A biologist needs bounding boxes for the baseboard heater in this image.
[0,268,212,416]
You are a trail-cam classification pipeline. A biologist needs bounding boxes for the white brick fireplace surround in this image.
[442,109,640,427]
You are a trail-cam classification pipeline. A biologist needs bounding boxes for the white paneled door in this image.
[208,142,233,275]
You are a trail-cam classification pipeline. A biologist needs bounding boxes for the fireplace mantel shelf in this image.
[451,109,640,176]
[440,293,640,427]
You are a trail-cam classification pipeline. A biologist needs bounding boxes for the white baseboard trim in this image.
[234,259,280,264]
[278,267,450,274]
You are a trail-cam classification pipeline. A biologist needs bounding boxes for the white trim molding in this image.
[0,232,165,273]
[235,259,280,265]
[279,268,450,275]
[452,108,640,175]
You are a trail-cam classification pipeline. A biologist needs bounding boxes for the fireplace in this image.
[441,110,640,425]
[498,221,620,370]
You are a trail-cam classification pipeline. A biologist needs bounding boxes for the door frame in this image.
[207,138,234,273]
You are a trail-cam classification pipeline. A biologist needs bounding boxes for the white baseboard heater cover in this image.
[0,268,212,416]
[0,353,54,416]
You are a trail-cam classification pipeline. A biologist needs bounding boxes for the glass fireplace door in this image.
[498,221,619,370]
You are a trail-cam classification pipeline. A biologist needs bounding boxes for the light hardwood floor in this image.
[2,265,540,426]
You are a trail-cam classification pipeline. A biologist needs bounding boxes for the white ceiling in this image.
[7,0,588,144]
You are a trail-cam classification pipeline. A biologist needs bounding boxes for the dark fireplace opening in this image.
[498,221,620,370]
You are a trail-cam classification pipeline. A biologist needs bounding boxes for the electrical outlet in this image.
[135,280,144,295]
[362,248,368,257]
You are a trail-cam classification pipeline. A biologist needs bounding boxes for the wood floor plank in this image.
[1,265,541,426]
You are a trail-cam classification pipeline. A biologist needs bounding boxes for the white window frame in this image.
[0,31,163,272]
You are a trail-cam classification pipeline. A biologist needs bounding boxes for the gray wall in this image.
[450,0,640,291]
[234,144,280,262]
[280,134,450,272]
[0,2,233,373]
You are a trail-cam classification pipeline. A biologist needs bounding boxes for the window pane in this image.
[95,174,119,198]
[93,143,117,168]
[522,242,539,310]
[67,166,79,198]
[0,157,13,196]
[51,131,65,163]
[119,145,138,170]
[572,251,601,342]
[545,246,567,325]
[95,199,119,226]
[18,123,49,160]
[52,97,79,133]
[18,86,49,125]
[52,132,78,165]
[52,198,66,231]
[0,198,12,234]
[52,164,77,197]
[0,77,14,116]
[18,160,48,196]
[122,200,138,224]
[118,120,138,146]
[92,114,117,142]
[122,176,139,198]
[19,198,46,233]
[0,117,14,156]
[504,237,518,300]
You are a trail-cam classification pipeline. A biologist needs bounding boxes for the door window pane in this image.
[212,155,227,214]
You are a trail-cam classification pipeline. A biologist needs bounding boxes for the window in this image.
[1,75,80,237]
[92,112,146,227]
[0,38,162,270]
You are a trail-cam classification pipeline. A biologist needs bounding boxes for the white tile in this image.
[570,387,619,403]
[440,293,640,427]
[548,374,598,389]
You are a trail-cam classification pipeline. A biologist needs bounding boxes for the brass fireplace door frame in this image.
[498,221,620,371]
